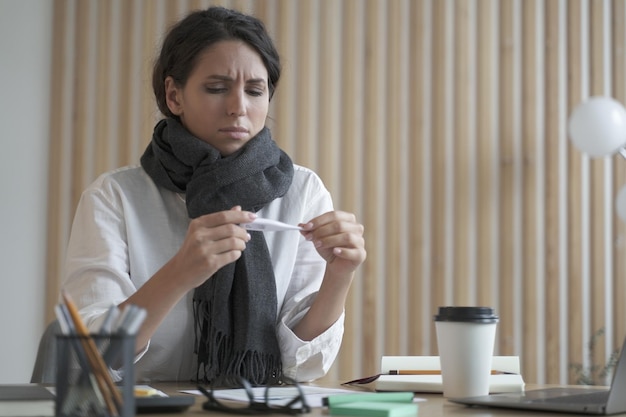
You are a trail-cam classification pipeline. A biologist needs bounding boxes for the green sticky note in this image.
[323,392,415,406]
[330,401,418,417]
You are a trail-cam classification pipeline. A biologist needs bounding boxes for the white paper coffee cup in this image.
[434,306,499,398]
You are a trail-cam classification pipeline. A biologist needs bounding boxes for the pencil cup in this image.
[434,306,499,399]
[55,334,135,417]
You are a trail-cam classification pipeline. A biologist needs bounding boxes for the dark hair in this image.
[152,6,281,118]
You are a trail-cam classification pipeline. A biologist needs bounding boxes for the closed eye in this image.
[246,89,265,97]
[205,87,227,94]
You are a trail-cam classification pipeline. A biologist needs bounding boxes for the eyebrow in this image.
[205,75,267,85]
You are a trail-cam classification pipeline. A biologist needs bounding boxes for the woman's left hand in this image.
[300,211,366,276]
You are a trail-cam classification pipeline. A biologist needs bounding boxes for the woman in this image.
[62,6,366,386]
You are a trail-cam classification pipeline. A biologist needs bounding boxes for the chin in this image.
[220,144,247,157]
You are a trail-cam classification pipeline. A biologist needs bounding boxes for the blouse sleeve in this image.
[61,182,137,332]
[274,170,344,382]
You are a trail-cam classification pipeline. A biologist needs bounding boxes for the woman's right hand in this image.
[169,206,256,289]
[122,206,255,353]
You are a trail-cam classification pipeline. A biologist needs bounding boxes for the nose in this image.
[227,89,246,117]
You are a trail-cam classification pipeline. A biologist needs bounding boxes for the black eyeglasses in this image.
[197,376,311,415]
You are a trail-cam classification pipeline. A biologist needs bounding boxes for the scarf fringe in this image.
[194,300,283,387]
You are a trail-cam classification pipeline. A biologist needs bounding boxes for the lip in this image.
[220,126,249,133]
[219,126,249,139]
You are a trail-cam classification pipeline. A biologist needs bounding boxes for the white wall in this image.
[0,0,52,383]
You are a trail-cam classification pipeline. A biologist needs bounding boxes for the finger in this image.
[204,235,249,255]
[194,209,256,228]
[302,210,356,230]
[331,246,367,262]
[303,220,364,243]
[212,250,244,269]
[188,221,251,244]
[312,232,364,252]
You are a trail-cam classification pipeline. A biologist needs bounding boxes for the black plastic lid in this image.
[434,306,499,323]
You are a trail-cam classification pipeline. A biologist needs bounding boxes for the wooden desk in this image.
[149,383,626,416]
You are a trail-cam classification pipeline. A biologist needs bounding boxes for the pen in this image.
[98,305,120,335]
[388,370,515,375]
[55,304,92,371]
[61,291,123,415]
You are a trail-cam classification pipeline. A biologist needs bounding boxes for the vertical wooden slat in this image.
[84,2,98,184]
[129,0,146,164]
[420,0,436,354]
[395,0,411,353]
[117,0,133,166]
[408,0,428,356]
[254,0,278,127]
[70,0,90,209]
[521,0,539,384]
[338,0,365,377]
[498,0,516,355]
[107,0,122,169]
[590,0,608,380]
[190,0,208,11]
[566,0,585,383]
[430,1,447,350]
[163,0,180,23]
[317,0,341,198]
[361,0,386,376]
[451,0,473,305]
[252,0,275,29]
[95,1,112,174]
[140,0,158,151]
[45,0,72,323]
[613,0,626,353]
[476,0,497,309]
[273,0,296,154]
[384,0,409,355]
[313,0,342,381]
[544,0,563,384]
[534,0,548,383]
[294,0,318,169]
[231,0,254,13]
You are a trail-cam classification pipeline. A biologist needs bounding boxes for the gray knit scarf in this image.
[140,118,294,387]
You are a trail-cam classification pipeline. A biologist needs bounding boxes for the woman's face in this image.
[165,40,270,156]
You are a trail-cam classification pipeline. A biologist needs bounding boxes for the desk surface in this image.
[150,383,626,417]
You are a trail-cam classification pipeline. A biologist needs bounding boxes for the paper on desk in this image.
[375,356,525,393]
[181,385,357,408]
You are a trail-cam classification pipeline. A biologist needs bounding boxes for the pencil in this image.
[388,370,514,375]
[61,291,122,416]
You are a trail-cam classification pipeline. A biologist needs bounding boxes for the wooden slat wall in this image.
[45,0,626,385]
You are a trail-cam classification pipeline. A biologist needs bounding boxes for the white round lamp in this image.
[567,96,626,157]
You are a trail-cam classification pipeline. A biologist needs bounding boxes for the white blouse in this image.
[61,164,344,382]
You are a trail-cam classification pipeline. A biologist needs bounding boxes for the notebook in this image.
[375,356,524,393]
[450,337,626,415]
[0,384,54,417]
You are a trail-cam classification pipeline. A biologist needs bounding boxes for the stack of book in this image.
[344,355,526,393]
[0,385,54,417]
